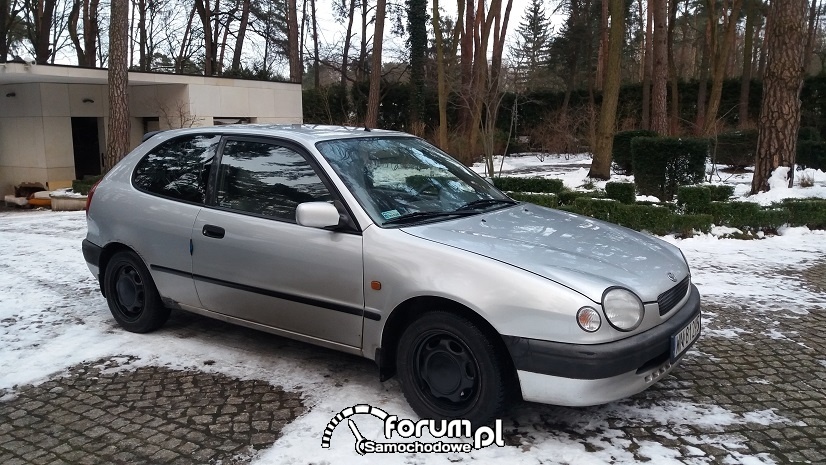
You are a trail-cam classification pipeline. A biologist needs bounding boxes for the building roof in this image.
[0,62,297,89]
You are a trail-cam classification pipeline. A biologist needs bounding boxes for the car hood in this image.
[401,205,689,303]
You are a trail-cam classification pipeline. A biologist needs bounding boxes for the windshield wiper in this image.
[455,198,518,211]
[383,210,476,225]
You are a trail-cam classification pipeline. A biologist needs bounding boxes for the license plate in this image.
[671,313,701,361]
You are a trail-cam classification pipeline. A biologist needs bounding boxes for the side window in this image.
[216,140,332,221]
[133,134,221,204]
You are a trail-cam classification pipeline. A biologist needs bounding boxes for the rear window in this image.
[133,134,221,204]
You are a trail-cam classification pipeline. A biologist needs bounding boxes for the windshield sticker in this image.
[381,210,401,220]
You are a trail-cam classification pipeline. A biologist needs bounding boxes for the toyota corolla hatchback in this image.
[83,125,701,424]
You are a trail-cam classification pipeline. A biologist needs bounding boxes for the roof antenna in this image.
[364,126,371,132]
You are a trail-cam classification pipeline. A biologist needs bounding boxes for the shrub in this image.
[784,199,826,229]
[612,130,658,174]
[612,204,674,235]
[708,201,762,229]
[493,177,564,193]
[605,182,636,204]
[796,140,826,171]
[632,137,708,201]
[573,197,620,221]
[557,190,600,206]
[677,186,712,214]
[510,192,558,208]
[713,129,758,167]
[673,214,714,235]
[72,176,103,195]
[799,126,821,142]
[707,185,735,202]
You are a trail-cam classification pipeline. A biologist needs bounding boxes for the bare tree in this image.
[288,0,301,82]
[590,0,625,179]
[105,0,129,172]
[365,0,386,127]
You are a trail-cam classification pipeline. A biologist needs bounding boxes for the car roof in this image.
[153,124,410,145]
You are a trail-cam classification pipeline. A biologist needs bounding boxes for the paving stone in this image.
[0,360,304,464]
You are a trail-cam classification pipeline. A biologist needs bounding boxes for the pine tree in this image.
[510,0,552,92]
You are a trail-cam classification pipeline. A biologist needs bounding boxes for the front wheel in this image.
[103,250,170,333]
[396,311,512,426]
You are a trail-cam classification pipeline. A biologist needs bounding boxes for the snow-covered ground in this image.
[1,155,825,464]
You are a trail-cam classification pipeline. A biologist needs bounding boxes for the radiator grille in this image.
[657,277,690,316]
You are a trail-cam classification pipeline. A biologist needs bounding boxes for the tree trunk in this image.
[651,0,668,134]
[138,0,148,70]
[340,0,355,86]
[33,0,57,64]
[83,0,100,67]
[804,0,821,72]
[751,0,807,193]
[596,0,608,91]
[177,4,197,73]
[358,0,367,81]
[590,0,626,179]
[667,0,679,134]
[194,0,214,75]
[231,0,250,72]
[695,0,713,134]
[408,0,428,128]
[365,0,386,128]
[0,0,9,62]
[758,10,770,78]
[701,0,743,135]
[312,0,319,88]
[432,0,448,148]
[458,0,474,136]
[288,0,301,82]
[641,0,653,129]
[68,0,85,64]
[106,0,130,172]
[739,0,756,128]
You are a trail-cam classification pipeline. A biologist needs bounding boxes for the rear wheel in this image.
[103,250,169,333]
[396,311,511,426]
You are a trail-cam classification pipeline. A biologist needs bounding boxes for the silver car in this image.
[83,125,701,424]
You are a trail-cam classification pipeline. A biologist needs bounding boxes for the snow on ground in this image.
[473,153,826,204]
[2,153,825,464]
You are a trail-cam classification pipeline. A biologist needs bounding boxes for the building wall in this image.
[0,77,302,195]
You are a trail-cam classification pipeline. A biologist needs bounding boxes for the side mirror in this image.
[296,202,345,229]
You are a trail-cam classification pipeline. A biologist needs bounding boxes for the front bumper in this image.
[505,284,701,406]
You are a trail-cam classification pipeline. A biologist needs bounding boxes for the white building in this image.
[0,63,303,195]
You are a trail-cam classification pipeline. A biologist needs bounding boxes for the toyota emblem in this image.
[667,272,677,282]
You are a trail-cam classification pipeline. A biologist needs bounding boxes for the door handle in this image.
[202,224,225,239]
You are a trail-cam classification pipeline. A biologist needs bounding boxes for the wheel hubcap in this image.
[114,265,145,320]
[416,332,478,407]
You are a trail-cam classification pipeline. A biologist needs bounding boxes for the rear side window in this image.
[133,134,221,204]
[216,139,332,221]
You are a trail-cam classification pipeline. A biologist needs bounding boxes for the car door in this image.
[129,133,222,309]
[191,137,365,348]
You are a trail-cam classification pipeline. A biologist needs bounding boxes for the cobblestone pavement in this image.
[0,257,824,464]
[0,357,304,465]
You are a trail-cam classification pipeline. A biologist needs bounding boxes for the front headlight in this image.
[602,288,644,331]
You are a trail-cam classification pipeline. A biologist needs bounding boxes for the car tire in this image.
[396,311,511,426]
[103,250,170,333]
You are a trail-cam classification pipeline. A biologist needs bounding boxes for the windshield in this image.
[315,136,513,226]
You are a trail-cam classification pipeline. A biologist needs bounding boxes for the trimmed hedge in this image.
[605,182,636,204]
[708,185,735,202]
[72,176,103,195]
[632,137,708,201]
[713,130,757,167]
[612,130,658,174]
[510,192,559,208]
[493,177,564,193]
[677,186,712,214]
[796,140,826,171]
[673,214,714,235]
[785,200,826,229]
